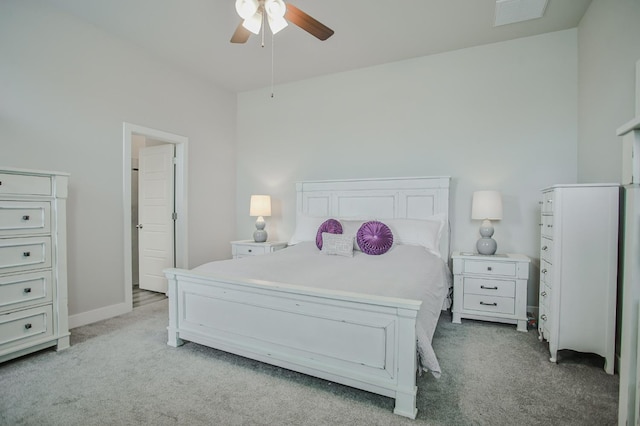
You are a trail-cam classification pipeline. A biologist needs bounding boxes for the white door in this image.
[138,144,175,293]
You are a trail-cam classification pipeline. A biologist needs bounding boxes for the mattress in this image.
[193,241,451,377]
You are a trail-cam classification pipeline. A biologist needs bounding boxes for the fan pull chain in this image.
[261,9,265,47]
[271,32,275,98]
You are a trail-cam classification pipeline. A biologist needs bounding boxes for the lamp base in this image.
[476,237,497,255]
[253,216,267,242]
[253,229,267,243]
[476,219,497,255]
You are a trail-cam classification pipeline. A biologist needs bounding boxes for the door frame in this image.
[123,122,188,310]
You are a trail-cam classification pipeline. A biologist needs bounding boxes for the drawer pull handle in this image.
[248,249,252,253]
[23,287,32,294]
[541,246,548,251]
[480,285,498,290]
[480,301,497,306]
[23,251,31,257]
[24,323,32,330]
[22,215,30,221]
[547,224,553,228]
[541,314,548,321]
[541,269,547,274]
[487,266,492,271]
[541,291,547,297]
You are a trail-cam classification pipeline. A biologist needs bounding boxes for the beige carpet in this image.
[0,299,618,425]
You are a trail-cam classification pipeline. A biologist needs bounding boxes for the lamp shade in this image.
[250,195,271,217]
[471,191,503,220]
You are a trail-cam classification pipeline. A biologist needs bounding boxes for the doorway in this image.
[123,123,188,311]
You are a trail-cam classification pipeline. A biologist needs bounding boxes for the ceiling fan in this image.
[231,0,334,44]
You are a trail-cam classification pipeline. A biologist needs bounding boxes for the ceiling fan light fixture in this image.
[235,0,259,20]
[265,0,286,18]
[242,11,263,34]
[268,15,288,34]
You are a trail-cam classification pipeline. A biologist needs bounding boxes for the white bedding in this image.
[193,241,451,377]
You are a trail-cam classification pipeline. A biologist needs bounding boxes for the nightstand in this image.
[451,252,530,332]
[231,240,287,259]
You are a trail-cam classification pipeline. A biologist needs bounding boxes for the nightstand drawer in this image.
[463,260,516,277]
[234,245,268,257]
[464,277,515,298]
[463,294,515,315]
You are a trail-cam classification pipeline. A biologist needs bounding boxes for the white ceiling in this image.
[43,0,592,93]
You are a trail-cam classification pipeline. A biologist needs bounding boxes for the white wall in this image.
[237,30,579,309]
[577,0,640,182]
[0,0,237,325]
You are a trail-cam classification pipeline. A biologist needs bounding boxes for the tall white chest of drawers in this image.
[0,167,70,363]
[538,184,619,374]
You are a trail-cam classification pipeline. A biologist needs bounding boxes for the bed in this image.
[164,176,451,419]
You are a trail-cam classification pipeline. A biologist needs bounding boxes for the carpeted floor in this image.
[0,299,618,425]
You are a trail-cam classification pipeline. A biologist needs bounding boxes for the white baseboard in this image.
[68,302,131,329]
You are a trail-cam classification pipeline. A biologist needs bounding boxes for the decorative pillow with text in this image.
[320,232,354,257]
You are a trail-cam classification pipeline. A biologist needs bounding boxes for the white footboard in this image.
[165,268,422,419]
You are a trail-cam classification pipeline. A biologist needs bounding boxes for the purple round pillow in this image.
[316,219,343,249]
[357,221,394,255]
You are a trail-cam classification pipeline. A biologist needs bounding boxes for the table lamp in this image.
[471,190,503,255]
[250,195,271,242]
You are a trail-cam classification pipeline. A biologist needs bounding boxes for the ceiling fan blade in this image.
[230,21,251,43]
[284,4,334,41]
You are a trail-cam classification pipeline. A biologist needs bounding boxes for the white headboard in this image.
[295,176,451,261]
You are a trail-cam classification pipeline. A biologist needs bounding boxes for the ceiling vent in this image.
[494,0,549,27]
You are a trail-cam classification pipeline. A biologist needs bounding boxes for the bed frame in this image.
[165,176,450,419]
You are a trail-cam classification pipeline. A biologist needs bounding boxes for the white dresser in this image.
[452,252,530,331]
[538,184,619,374]
[0,167,70,363]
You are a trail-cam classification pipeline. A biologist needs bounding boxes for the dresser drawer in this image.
[463,259,516,277]
[0,201,51,236]
[0,237,52,274]
[463,277,515,298]
[540,237,553,263]
[0,173,51,196]
[541,215,554,238]
[542,192,554,214]
[0,271,52,313]
[0,305,54,351]
[539,283,551,309]
[540,260,552,287]
[463,294,515,315]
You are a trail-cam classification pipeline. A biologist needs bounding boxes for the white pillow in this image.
[340,219,370,251]
[384,214,446,257]
[288,214,329,245]
[320,232,354,257]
